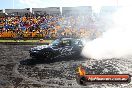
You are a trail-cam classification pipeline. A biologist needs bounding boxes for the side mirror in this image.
[78,45,83,48]
[58,42,63,47]
[59,44,65,47]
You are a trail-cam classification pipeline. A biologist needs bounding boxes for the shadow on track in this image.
[20,55,86,65]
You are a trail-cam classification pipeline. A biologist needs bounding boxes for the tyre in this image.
[42,51,54,61]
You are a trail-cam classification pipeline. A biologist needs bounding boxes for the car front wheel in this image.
[42,51,54,61]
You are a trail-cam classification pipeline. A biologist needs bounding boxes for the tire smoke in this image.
[82,6,132,59]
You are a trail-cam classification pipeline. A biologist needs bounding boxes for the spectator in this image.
[0,13,101,39]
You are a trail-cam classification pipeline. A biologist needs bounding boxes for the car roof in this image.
[61,38,74,40]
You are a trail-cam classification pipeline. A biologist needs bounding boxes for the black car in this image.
[29,38,84,60]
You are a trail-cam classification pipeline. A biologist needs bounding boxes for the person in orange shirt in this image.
[22,16,27,22]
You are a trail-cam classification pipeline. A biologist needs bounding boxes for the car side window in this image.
[61,40,71,46]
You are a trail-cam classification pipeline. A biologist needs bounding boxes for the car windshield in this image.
[50,39,60,46]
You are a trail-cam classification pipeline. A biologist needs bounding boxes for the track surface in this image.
[0,45,132,88]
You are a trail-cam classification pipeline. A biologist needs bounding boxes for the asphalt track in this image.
[0,44,132,88]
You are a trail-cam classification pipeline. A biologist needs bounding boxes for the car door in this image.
[58,39,74,56]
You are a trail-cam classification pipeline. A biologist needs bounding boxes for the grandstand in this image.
[32,7,61,16]
[0,6,110,40]
[62,6,92,16]
[5,8,31,16]
[0,10,3,13]
[0,10,5,17]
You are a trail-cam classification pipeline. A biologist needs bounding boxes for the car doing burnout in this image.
[29,38,84,60]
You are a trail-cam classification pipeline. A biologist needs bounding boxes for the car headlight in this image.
[30,48,34,51]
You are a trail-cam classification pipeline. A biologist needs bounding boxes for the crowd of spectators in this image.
[0,14,102,39]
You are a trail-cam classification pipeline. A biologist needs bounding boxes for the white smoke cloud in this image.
[82,6,132,59]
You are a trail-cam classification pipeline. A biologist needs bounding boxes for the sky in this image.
[0,0,131,10]
[0,0,118,9]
